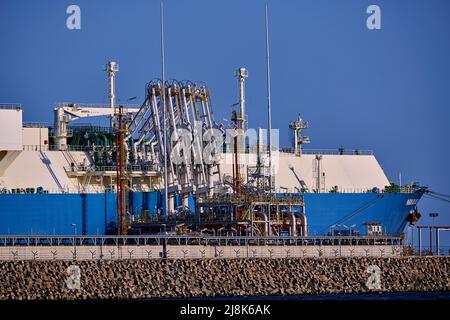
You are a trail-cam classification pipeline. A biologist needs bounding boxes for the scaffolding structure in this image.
[195,193,306,237]
[126,80,223,211]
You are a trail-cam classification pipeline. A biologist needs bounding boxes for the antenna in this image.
[160,0,169,224]
[265,2,273,193]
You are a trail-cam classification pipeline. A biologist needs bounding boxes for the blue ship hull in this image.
[304,192,423,236]
[0,191,423,236]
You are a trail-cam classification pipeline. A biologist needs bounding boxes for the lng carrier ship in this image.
[0,61,426,238]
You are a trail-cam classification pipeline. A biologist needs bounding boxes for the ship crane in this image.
[53,103,139,150]
[53,61,139,151]
[288,164,309,192]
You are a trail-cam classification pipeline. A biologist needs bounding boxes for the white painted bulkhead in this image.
[219,152,390,193]
[0,108,23,151]
[0,150,391,194]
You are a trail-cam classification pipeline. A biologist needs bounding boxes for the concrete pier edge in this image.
[0,256,449,299]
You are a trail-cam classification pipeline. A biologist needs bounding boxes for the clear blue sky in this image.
[1,0,449,248]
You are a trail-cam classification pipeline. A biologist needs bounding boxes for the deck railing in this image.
[0,234,403,247]
[23,122,49,128]
[23,144,374,156]
[64,164,159,173]
[22,144,85,151]
[0,103,21,110]
[1,185,420,195]
[280,148,374,155]
[55,102,140,109]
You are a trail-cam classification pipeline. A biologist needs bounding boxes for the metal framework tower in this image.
[289,114,310,156]
[124,79,223,218]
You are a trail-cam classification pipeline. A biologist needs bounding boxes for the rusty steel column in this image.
[116,105,126,235]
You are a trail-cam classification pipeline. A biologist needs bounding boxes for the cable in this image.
[423,194,450,204]
[427,190,450,199]
[320,195,384,234]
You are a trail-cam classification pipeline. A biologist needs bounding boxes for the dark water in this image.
[183,291,450,301]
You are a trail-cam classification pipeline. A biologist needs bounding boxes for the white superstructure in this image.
[219,151,390,194]
[0,104,23,151]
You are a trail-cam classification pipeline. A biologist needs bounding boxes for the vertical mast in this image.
[236,67,248,131]
[107,61,119,130]
[160,0,169,223]
[265,2,273,193]
[233,67,248,195]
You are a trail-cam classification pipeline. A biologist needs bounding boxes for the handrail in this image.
[0,234,403,247]
[0,235,402,240]
[23,145,96,151]
[0,185,419,195]
[55,102,140,109]
[0,103,21,110]
[23,122,49,128]
[280,148,374,155]
[64,164,158,173]
[22,144,374,156]
[222,148,374,155]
